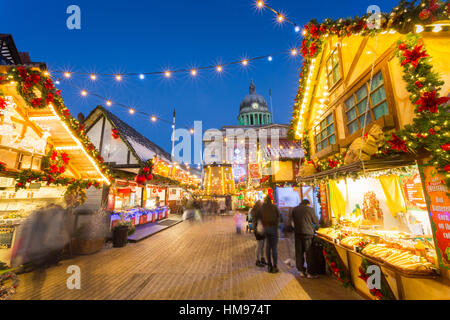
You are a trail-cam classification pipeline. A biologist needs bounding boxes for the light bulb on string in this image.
[81,90,87,96]
[164,71,171,78]
[277,14,285,23]
[106,100,112,106]
[256,0,264,8]
[216,65,223,72]
[116,74,122,81]
[291,48,298,56]
[190,129,195,135]
[191,69,197,76]
[294,25,300,33]
[139,74,145,79]
[242,60,248,66]
[90,74,97,80]
[151,116,157,122]
[64,72,71,78]
[268,56,273,61]
[129,108,135,114]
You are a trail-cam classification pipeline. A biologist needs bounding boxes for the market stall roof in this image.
[0,34,21,65]
[264,140,303,160]
[297,157,416,184]
[0,78,110,184]
[84,106,173,164]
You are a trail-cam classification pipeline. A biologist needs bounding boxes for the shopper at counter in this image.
[292,199,319,279]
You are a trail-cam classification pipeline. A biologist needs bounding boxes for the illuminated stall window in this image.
[314,113,335,152]
[345,71,389,135]
[326,48,341,88]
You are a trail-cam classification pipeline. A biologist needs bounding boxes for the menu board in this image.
[400,173,428,210]
[420,165,450,268]
[320,184,329,224]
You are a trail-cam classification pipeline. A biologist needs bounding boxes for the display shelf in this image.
[316,235,439,279]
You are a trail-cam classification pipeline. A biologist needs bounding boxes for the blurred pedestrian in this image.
[260,196,281,273]
[233,211,244,234]
[292,199,319,279]
[252,201,266,267]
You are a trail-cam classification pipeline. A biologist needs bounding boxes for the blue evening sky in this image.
[3,0,399,153]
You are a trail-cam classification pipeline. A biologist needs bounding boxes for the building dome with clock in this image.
[238,80,272,126]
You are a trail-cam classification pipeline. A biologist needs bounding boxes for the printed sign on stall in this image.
[420,165,450,269]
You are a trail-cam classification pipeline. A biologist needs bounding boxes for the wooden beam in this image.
[344,37,369,86]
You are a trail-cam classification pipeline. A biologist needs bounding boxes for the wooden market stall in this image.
[0,46,111,265]
[290,1,450,299]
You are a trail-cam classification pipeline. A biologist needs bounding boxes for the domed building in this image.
[238,81,272,126]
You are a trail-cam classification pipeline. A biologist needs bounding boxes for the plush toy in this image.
[344,124,384,164]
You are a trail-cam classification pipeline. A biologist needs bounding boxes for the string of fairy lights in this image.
[50,1,302,130]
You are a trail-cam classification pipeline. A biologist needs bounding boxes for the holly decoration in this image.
[0,162,6,172]
[320,239,353,288]
[358,258,395,300]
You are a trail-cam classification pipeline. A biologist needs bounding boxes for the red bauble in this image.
[146,174,153,181]
[429,128,436,135]
[414,81,423,88]
[441,143,450,152]
[444,165,450,172]
[135,174,146,184]
[143,167,150,174]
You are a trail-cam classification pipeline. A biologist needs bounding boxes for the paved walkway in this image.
[12,216,361,300]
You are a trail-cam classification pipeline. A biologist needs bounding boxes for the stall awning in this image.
[297,157,416,184]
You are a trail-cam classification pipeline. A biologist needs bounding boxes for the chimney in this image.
[19,52,31,64]
[77,112,85,123]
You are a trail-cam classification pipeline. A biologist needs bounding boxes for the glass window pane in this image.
[333,67,340,82]
[322,140,329,149]
[332,52,339,66]
[371,71,384,89]
[356,85,368,101]
[357,99,368,115]
[321,130,327,140]
[359,113,372,127]
[21,155,32,169]
[348,121,359,134]
[317,143,322,152]
[321,120,327,130]
[329,135,336,145]
[371,86,386,106]
[328,124,335,135]
[346,97,355,110]
[347,108,357,121]
[327,114,333,125]
[373,102,388,120]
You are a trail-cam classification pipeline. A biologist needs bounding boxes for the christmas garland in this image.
[0,67,112,181]
[0,271,19,300]
[320,239,353,288]
[289,0,450,187]
[358,258,396,300]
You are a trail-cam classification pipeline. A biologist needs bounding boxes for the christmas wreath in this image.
[0,271,19,300]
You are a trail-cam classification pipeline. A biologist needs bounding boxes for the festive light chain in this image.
[255,0,300,32]
[50,49,299,81]
[60,80,197,132]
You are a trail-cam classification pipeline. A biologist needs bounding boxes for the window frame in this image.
[313,111,337,154]
[326,46,343,90]
[340,64,398,144]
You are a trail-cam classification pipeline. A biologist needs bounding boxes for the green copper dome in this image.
[238,81,272,126]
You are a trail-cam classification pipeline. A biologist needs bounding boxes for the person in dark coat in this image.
[260,196,281,273]
[252,201,266,267]
[291,199,319,278]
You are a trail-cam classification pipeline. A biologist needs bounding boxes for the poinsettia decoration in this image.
[320,239,353,288]
[415,90,450,113]
[399,44,429,69]
[0,96,7,110]
[359,258,395,300]
[387,134,408,153]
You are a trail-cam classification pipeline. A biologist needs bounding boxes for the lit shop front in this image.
[0,66,111,265]
[302,161,450,300]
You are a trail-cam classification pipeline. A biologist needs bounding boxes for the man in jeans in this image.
[292,199,319,279]
[260,196,281,274]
